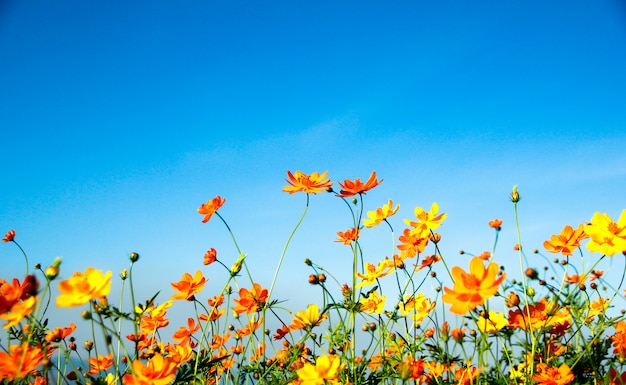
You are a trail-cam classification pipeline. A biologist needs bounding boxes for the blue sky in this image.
[2,1,626,331]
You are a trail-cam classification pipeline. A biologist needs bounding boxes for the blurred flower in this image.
[203,248,217,265]
[164,343,193,365]
[612,321,626,360]
[56,268,112,308]
[296,355,341,385]
[336,171,383,197]
[45,322,77,343]
[170,270,207,301]
[233,283,268,314]
[488,219,502,230]
[335,227,360,246]
[543,224,587,256]
[363,199,399,228]
[283,170,333,194]
[198,196,226,223]
[532,363,574,385]
[454,366,481,385]
[0,343,44,381]
[1,230,15,242]
[88,353,114,375]
[584,210,626,256]
[442,257,505,315]
[476,311,508,334]
[289,304,327,331]
[0,275,38,313]
[609,367,626,385]
[1,296,37,329]
[404,202,447,237]
[359,291,386,314]
[122,353,177,385]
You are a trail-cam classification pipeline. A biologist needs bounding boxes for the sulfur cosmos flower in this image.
[404,202,447,237]
[584,210,626,256]
[122,353,177,385]
[476,310,508,334]
[335,227,360,246]
[336,171,383,198]
[2,230,16,242]
[355,259,395,288]
[508,298,571,332]
[0,342,45,381]
[488,219,502,231]
[398,293,436,326]
[363,199,400,228]
[289,303,328,331]
[198,196,226,223]
[543,224,588,256]
[87,352,114,375]
[1,296,37,329]
[359,291,386,314]
[56,268,112,308]
[170,270,207,301]
[203,248,217,265]
[283,170,333,194]
[442,256,505,315]
[532,363,574,385]
[296,354,341,385]
[232,282,268,314]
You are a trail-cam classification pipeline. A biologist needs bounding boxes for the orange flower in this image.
[1,296,37,328]
[0,343,44,381]
[532,363,574,385]
[543,224,587,256]
[273,324,289,340]
[56,268,112,308]
[198,196,226,223]
[0,276,38,313]
[203,248,217,265]
[508,298,571,332]
[609,367,626,385]
[477,251,491,260]
[88,353,114,375]
[283,170,333,194]
[336,171,383,197]
[232,283,268,314]
[363,199,399,228]
[335,227,360,246]
[442,256,506,315]
[417,254,441,271]
[172,318,200,347]
[122,353,177,385]
[170,270,207,301]
[488,219,502,230]
[397,228,429,258]
[612,321,626,360]
[2,230,15,242]
[404,202,447,237]
[235,315,264,338]
[454,366,481,385]
[139,300,172,334]
[45,322,77,343]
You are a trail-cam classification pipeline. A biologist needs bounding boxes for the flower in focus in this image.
[335,227,360,246]
[398,293,435,326]
[508,298,571,332]
[88,353,114,375]
[296,354,341,385]
[442,256,505,315]
[172,318,200,347]
[203,248,217,265]
[532,363,574,385]
[355,260,395,288]
[543,224,587,256]
[336,171,383,198]
[397,228,429,258]
[488,219,502,231]
[476,311,508,334]
[289,304,328,331]
[122,353,177,385]
[283,170,333,194]
[198,196,226,223]
[170,270,207,301]
[404,202,447,237]
[2,230,15,242]
[232,283,268,314]
[584,210,626,256]
[0,343,44,381]
[359,291,386,314]
[56,268,112,308]
[363,200,399,228]
[45,322,77,343]
[416,254,441,271]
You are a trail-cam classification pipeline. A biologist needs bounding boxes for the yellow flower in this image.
[289,304,327,331]
[355,260,395,288]
[363,200,400,228]
[283,170,333,194]
[122,353,177,385]
[398,293,435,326]
[584,210,626,256]
[476,310,508,334]
[296,355,341,385]
[1,296,37,329]
[56,268,112,308]
[359,291,386,314]
[404,202,447,237]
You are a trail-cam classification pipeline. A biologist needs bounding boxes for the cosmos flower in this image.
[363,199,399,228]
[56,268,112,308]
[543,224,587,256]
[198,196,226,223]
[283,170,333,194]
[584,210,626,256]
[336,171,383,197]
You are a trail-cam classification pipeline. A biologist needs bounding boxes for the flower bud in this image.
[84,340,94,352]
[429,233,441,244]
[510,185,520,203]
[525,268,538,280]
[317,274,326,283]
[308,274,319,285]
[46,257,63,280]
[129,252,140,262]
[304,258,312,266]
[506,292,520,307]
[120,269,128,280]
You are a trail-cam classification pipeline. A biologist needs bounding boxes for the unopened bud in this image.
[510,185,520,203]
[129,252,140,263]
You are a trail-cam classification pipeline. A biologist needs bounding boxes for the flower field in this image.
[2,170,626,385]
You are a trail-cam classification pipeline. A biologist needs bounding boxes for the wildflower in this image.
[404,202,447,237]
[0,276,39,313]
[273,324,289,340]
[505,292,520,307]
[609,367,626,385]
[88,353,114,375]
[442,256,506,315]
[510,185,520,202]
[289,304,327,331]
[508,298,571,332]
[450,328,465,341]
[198,196,226,223]
[488,219,502,231]
[232,283,268,314]
[170,270,207,301]
[532,363,574,385]
[398,293,435,326]
[476,311,508,334]
[397,228,429,258]
[122,353,177,385]
[296,354,341,385]
[235,315,263,338]
[454,366,481,385]
[363,199,399,228]
[57,267,112,308]
[1,296,37,328]
[416,254,441,271]
[164,343,193,365]
[477,251,491,260]
[335,227,360,246]
[2,230,15,242]
[544,224,587,256]
[45,322,77,343]
[139,301,172,333]
[359,291,386,314]
[585,210,626,256]
[172,318,200,347]
[336,171,383,197]
[203,248,217,265]
[283,170,333,194]
[0,343,44,381]
[612,321,626,360]
[355,260,395,288]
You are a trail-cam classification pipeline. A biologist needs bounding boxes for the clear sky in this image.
[2,1,626,330]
